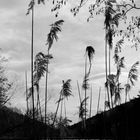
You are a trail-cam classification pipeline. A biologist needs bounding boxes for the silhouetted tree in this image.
[53,79,72,126]
[26,0,46,122]
[0,57,12,107]
[125,61,139,102]
[45,19,64,124]
[104,1,123,109]
[82,46,95,123]
[34,52,53,120]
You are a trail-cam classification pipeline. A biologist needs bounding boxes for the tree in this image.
[26,52,53,118]
[82,46,95,123]
[114,39,125,104]
[26,0,45,122]
[106,54,125,107]
[0,57,12,107]
[26,0,35,121]
[45,112,72,138]
[106,73,124,107]
[34,52,53,120]
[45,19,64,124]
[104,1,123,109]
[114,83,123,106]
[52,79,72,126]
[125,61,139,102]
[113,40,125,106]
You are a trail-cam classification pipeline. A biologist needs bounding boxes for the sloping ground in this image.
[1,97,140,139]
[68,97,140,139]
[0,106,59,139]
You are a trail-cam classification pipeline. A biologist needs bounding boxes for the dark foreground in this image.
[1,97,140,139]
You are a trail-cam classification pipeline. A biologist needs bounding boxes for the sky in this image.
[0,0,140,124]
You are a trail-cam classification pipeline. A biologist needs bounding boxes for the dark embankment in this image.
[0,106,59,139]
[68,97,140,139]
[1,97,140,139]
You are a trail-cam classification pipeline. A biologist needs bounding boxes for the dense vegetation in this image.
[0,57,12,107]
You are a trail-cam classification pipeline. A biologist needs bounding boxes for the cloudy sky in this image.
[0,0,140,124]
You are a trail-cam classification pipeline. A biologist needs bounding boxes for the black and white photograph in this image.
[0,0,140,139]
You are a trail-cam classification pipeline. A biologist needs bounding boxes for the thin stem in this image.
[89,86,92,117]
[38,93,43,121]
[97,87,101,114]
[60,94,63,120]
[64,98,66,119]
[109,46,111,75]
[45,50,49,124]
[25,71,29,115]
[117,69,121,106]
[36,91,39,117]
[105,28,110,109]
[128,92,130,101]
[36,88,42,120]
[84,54,87,127]
[118,4,140,16]
[109,83,114,108]
[52,94,61,126]
[31,0,35,121]
[125,79,129,103]
[77,80,82,104]
[125,90,127,103]
[104,88,106,112]
[77,80,84,129]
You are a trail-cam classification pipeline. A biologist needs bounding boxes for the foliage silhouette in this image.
[44,19,64,124]
[53,79,72,126]
[82,46,95,127]
[0,58,12,107]
[125,61,139,102]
